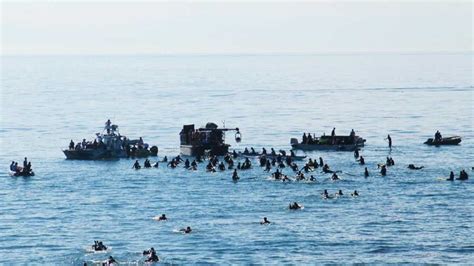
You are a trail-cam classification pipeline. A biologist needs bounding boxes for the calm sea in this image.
[0,53,473,264]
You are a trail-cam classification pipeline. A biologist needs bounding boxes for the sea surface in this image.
[0,53,473,264]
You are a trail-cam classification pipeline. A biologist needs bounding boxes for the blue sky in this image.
[1,1,472,55]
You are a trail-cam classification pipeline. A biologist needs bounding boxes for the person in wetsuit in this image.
[260,217,271,225]
[447,171,455,181]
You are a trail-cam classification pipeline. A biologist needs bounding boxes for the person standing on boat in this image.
[23,157,28,170]
[302,133,307,144]
[105,119,112,134]
[69,140,75,150]
[331,128,336,145]
[350,129,356,144]
[434,131,442,142]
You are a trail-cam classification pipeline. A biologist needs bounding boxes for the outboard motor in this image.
[150,146,159,156]
[290,138,299,145]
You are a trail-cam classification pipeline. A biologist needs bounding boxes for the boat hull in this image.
[180,145,230,156]
[291,143,362,151]
[63,148,153,160]
[424,137,461,146]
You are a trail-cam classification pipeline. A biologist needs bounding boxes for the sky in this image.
[1,1,472,55]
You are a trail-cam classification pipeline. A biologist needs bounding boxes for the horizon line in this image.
[1,50,473,57]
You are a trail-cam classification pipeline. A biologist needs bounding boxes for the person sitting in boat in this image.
[447,171,455,181]
[232,150,238,158]
[302,133,307,144]
[351,190,359,197]
[269,148,276,156]
[260,217,271,225]
[9,161,15,171]
[408,164,424,170]
[232,169,239,180]
[69,140,75,150]
[250,147,256,155]
[243,147,250,155]
[81,139,87,149]
[262,148,267,155]
[331,173,340,180]
[289,202,302,210]
[336,189,343,196]
[380,165,387,176]
[364,167,369,177]
[434,130,442,142]
[358,156,365,165]
[133,160,141,170]
[457,170,469,180]
[307,134,313,144]
[180,226,192,234]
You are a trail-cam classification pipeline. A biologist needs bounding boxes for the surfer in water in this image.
[289,202,302,210]
[180,226,192,234]
[232,169,239,181]
[157,214,167,221]
[260,217,271,225]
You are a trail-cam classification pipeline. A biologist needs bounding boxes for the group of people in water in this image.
[85,243,159,265]
[9,157,34,176]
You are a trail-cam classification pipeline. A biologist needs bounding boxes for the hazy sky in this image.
[1,1,472,55]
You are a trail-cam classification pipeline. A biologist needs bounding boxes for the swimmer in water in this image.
[322,189,332,199]
[180,226,192,234]
[232,169,239,181]
[408,164,424,170]
[358,156,365,165]
[158,214,167,221]
[351,190,359,197]
[289,202,302,210]
[144,247,159,262]
[106,256,116,265]
[331,173,340,181]
[309,175,317,182]
[364,167,369,177]
[133,160,141,170]
[380,165,387,176]
[336,189,343,196]
[260,217,271,225]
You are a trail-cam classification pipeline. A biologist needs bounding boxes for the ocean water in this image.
[0,53,473,264]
